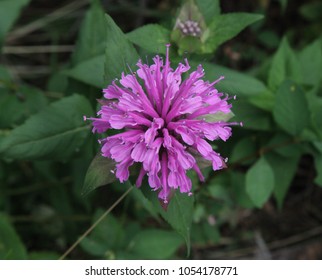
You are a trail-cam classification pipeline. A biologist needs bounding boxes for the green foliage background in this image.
[0,0,322,260]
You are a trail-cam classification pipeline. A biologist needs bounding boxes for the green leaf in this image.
[298,39,322,86]
[142,186,193,254]
[266,153,300,208]
[196,0,220,24]
[71,0,106,64]
[273,80,310,136]
[230,137,256,164]
[0,214,27,259]
[131,187,160,219]
[19,85,48,115]
[196,60,274,111]
[105,14,139,85]
[268,38,302,92]
[246,157,275,208]
[129,229,183,259]
[82,153,117,196]
[202,13,264,53]
[0,0,31,48]
[231,171,254,208]
[0,85,48,128]
[266,133,303,158]
[65,1,107,87]
[232,100,272,131]
[127,24,171,55]
[0,94,93,160]
[0,94,25,128]
[160,193,194,254]
[66,55,105,88]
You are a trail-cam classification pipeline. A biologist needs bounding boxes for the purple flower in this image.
[85,45,239,203]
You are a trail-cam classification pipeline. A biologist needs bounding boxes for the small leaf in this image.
[105,14,139,85]
[0,94,93,160]
[246,157,275,208]
[202,13,264,53]
[129,229,183,259]
[0,214,27,259]
[82,153,117,195]
[66,0,107,87]
[71,0,106,64]
[127,24,171,55]
[268,38,302,91]
[273,80,310,136]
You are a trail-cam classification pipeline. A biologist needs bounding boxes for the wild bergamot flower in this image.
[85,44,239,203]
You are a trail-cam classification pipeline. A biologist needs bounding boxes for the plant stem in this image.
[58,186,133,260]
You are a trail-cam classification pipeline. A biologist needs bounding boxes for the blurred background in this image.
[0,0,322,260]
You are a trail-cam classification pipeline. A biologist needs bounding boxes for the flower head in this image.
[176,19,202,37]
[86,45,238,203]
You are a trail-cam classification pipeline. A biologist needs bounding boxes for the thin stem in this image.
[59,186,133,260]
